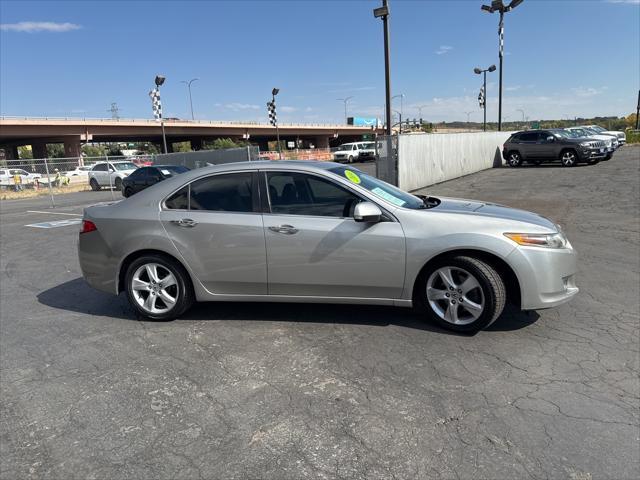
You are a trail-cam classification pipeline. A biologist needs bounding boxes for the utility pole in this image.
[374,0,392,136]
[181,78,199,120]
[636,89,640,130]
[108,102,120,119]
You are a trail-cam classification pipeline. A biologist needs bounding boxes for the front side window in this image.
[112,162,137,171]
[190,172,253,212]
[267,171,361,217]
[93,164,108,172]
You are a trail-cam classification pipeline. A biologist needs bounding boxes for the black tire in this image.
[560,149,578,167]
[90,178,101,191]
[414,255,506,333]
[114,177,123,191]
[506,151,523,167]
[125,254,194,321]
[604,153,612,161]
[348,155,354,164]
[123,186,133,198]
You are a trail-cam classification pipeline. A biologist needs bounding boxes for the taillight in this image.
[80,220,97,234]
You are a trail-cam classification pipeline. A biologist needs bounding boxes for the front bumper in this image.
[578,147,607,161]
[506,245,578,310]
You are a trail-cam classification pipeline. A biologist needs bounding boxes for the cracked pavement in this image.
[1,149,638,479]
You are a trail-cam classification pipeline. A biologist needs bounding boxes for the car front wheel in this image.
[125,254,194,321]
[560,150,578,167]
[90,178,101,191]
[415,256,506,333]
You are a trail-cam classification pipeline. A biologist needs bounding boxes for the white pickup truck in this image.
[88,161,138,191]
[0,168,42,187]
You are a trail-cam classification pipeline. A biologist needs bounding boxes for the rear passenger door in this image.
[91,164,109,185]
[516,132,539,160]
[159,171,267,295]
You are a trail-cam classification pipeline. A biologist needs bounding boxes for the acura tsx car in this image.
[78,161,578,333]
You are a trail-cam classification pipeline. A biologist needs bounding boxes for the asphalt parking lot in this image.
[1,151,638,479]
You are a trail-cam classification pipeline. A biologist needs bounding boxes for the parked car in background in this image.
[88,161,138,191]
[585,125,626,145]
[64,165,94,178]
[122,165,190,197]
[565,127,618,159]
[503,129,607,167]
[332,142,375,163]
[79,161,578,333]
[0,168,41,187]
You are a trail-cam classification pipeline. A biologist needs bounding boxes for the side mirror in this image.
[546,136,555,142]
[353,202,382,223]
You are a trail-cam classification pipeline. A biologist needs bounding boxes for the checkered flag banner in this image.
[478,85,485,109]
[149,88,162,121]
[498,23,504,59]
[267,100,277,127]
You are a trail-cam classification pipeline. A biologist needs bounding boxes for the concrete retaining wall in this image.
[398,131,513,191]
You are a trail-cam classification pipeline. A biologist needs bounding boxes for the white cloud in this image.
[605,0,640,4]
[281,106,297,113]
[571,86,608,97]
[506,85,522,92]
[0,21,82,33]
[222,103,260,111]
[435,45,453,55]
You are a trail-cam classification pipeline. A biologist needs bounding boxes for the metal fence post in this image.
[43,157,56,208]
[246,145,251,161]
[106,154,115,200]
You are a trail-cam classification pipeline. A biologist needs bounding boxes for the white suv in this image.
[88,161,137,191]
[566,127,618,159]
[585,125,626,145]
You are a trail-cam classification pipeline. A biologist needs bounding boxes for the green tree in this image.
[82,144,106,158]
[205,138,249,150]
[172,141,192,152]
[18,146,33,159]
[46,143,66,158]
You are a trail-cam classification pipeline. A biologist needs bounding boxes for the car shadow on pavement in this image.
[38,278,539,335]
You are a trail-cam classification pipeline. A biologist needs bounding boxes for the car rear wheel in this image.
[560,150,578,167]
[90,178,101,191]
[415,256,506,333]
[125,254,194,321]
[123,186,133,198]
[507,152,523,167]
[348,155,354,163]
[114,177,123,191]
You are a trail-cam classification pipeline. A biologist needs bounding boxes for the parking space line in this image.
[25,218,83,228]
[27,210,81,216]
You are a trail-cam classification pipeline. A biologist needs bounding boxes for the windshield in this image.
[552,130,572,138]
[569,128,589,137]
[337,144,353,151]
[329,166,425,209]
[111,162,137,171]
[362,142,376,149]
[590,126,606,133]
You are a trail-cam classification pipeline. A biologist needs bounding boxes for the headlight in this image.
[579,142,591,148]
[504,232,569,248]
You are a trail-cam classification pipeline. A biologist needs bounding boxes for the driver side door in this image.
[262,170,406,299]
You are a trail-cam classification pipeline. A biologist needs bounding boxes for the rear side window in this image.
[519,133,538,142]
[190,172,253,212]
[93,164,108,171]
[165,186,189,210]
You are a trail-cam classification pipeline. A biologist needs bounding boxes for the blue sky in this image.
[1,0,639,124]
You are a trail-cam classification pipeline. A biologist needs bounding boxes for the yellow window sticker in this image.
[345,170,361,184]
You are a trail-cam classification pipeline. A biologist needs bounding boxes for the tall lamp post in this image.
[464,111,473,130]
[481,0,524,131]
[180,78,199,120]
[474,64,496,132]
[154,75,168,153]
[636,89,639,130]
[337,96,354,124]
[271,88,281,159]
[516,108,525,128]
[373,0,392,136]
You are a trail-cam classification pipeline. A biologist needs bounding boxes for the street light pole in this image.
[374,0,392,136]
[481,0,524,131]
[392,94,404,133]
[272,88,282,160]
[474,65,495,132]
[154,75,168,154]
[337,96,354,124]
[181,78,199,120]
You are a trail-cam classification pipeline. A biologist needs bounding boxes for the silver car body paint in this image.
[79,161,578,310]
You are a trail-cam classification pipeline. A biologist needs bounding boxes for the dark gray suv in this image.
[502,129,607,167]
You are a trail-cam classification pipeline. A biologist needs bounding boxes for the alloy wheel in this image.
[508,153,521,167]
[562,151,577,166]
[426,266,485,326]
[131,263,179,314]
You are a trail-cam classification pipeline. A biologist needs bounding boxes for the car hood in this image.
[430,197,557,230]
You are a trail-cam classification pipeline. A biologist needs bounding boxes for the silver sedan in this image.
[78,161,578,332]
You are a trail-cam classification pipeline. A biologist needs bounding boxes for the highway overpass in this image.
[0,117,382,159]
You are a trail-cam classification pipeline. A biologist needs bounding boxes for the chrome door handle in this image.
[268,224,298,235]
[171,218,198,228]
